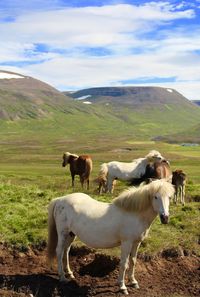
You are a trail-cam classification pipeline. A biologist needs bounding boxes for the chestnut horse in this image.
[62,152,92,190]
[172,169,186,205]
[130,160,172,186]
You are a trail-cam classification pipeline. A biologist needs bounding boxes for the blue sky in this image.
[0,0,200,100]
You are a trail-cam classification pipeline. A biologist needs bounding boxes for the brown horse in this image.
[172,169,186,205]
[130,160,171,185]
[62,152,93,190]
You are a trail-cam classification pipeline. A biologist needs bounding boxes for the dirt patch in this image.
[0,244,199,297]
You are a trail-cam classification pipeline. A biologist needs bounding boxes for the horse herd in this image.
[62,150,186,205]
[47,150,187,295]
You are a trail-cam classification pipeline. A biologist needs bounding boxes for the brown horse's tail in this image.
[47,199,58,267]
[83,158,93,180]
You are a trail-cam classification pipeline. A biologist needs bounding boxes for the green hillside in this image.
[1,71,200,146]
[159,123,200,143]
[0,70,74,120]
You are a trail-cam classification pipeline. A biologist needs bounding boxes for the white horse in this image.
[97,150,165,193]
[47,180,174,295]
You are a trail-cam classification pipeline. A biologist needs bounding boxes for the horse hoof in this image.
[69,274,75,279]
[120,288,129,295]
[132,283,139,289]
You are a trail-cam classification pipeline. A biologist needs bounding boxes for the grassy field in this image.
[0,133,199,257]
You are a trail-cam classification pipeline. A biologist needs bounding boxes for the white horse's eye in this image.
[155,196,158,200]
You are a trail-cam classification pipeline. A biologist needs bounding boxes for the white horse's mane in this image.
[145,150,163,161]
[131,150,163,163]
[113,180,174,212]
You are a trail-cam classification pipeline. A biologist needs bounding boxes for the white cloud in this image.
[0,2,200,100]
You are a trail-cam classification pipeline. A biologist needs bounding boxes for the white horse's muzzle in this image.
[160,213,169,224]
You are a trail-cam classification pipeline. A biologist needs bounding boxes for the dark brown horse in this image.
[172,169,186,205]
[62,152,93,189]
[130,160,171,185]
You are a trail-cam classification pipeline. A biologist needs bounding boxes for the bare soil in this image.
[0,244,199,297]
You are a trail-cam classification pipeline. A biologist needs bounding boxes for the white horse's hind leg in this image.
[56,231,68,282]
[118,241,132,295]
[107,176,115,193]
[63,233,76,279]
[128,242,141,288]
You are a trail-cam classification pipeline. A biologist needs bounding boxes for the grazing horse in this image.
[62,152,92,190]
[97,150,165,193]
[130,160,172,186]
[172,170,186,205]
[47,180,174,295]
[96,163,117,194]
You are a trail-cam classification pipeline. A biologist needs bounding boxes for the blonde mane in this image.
[145,150,163,161]
[63,152,79,161]
[113,180,174,212]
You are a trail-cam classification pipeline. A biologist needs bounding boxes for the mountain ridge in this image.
[69,86,197,107]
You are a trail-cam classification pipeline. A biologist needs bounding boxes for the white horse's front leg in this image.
[128,242,141,288]
[118,241,132,295]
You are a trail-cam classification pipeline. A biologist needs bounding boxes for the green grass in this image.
[0,183,53,247]
[0,138,199,256]
[0,101,200,254]
[140,202,200,255]
[0,178,199,256]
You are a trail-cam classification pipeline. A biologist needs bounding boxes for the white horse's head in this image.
[114,179,174,224]
[150,180,174,224]
[145,150,164,163]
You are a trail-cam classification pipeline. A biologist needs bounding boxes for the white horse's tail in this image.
[47,199,58,267]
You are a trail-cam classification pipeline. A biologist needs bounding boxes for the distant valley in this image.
[0,70,200,144]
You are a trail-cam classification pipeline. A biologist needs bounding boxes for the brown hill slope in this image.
[0,70,73,120]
